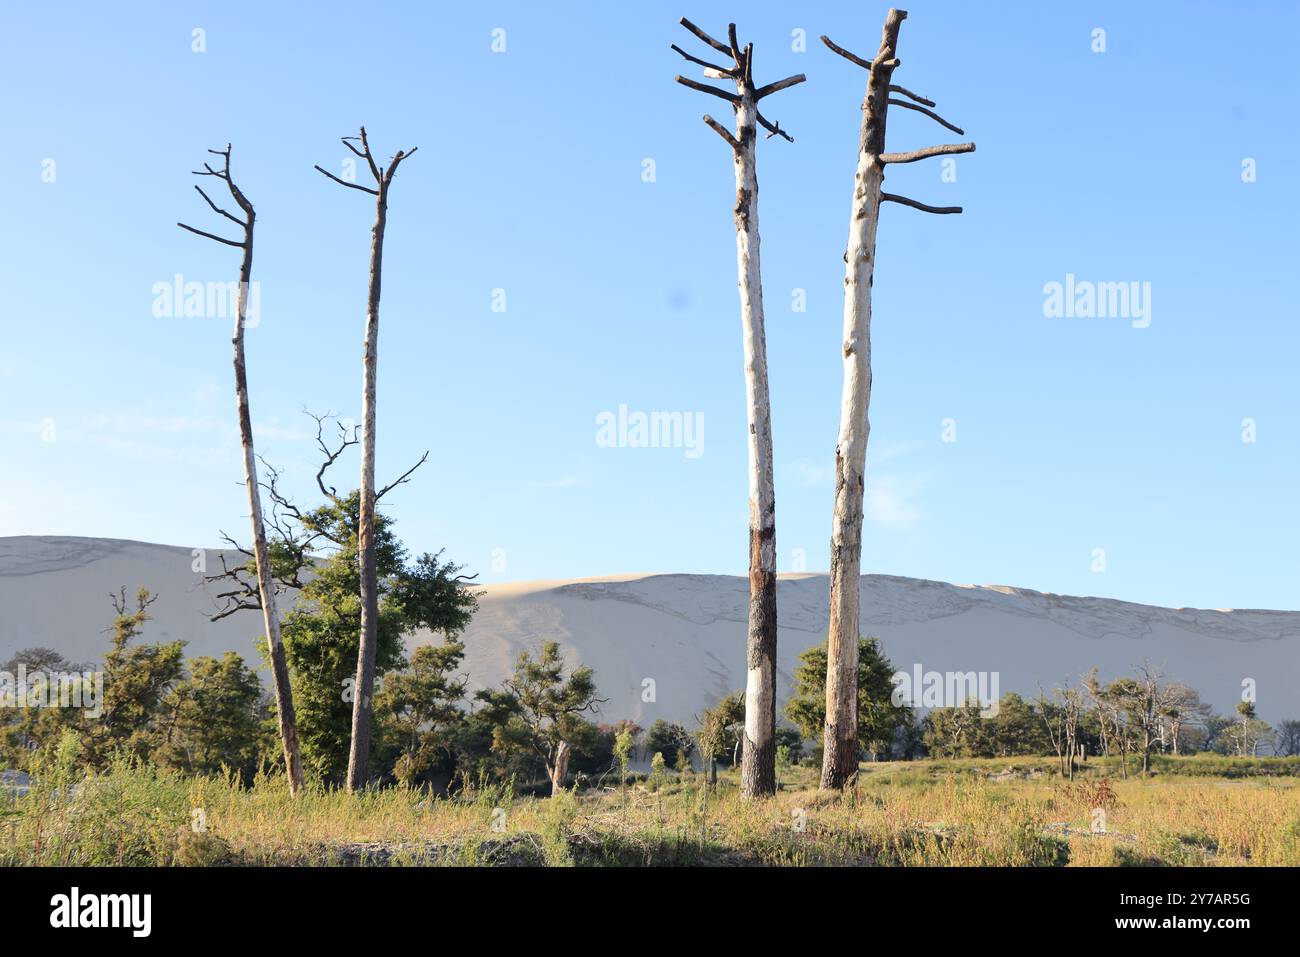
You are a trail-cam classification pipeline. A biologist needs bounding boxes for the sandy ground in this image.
[1,535,1296,725]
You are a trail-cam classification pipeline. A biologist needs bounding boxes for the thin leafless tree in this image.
[818,9,975,789]
[315,127,418,793]
[673,18,804,798]
[177,144,305,795]
[1038,681,1084,780]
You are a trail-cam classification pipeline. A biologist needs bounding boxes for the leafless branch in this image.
[820,35,873,70]
[881,193,963,214]
[176,222,245,247]
[382,146,418,186]
[887,98,965,135]
[888,84,935,107]
[192,185,246,227]
[702,114,741,151]
[376,450,430,501]
[313,164,379,196]
[671,43,737,77]
[306,409,359,501]
[679,17,731,55]
[727,22,744,72]
[352,129,381,182]
[756,110,793,142]
[677,19,796,143]
[674,74,740,104]
[754,73,806,101]
[880,142,976,164]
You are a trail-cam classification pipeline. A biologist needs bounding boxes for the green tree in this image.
[613,725,635,798]
[1228,700,1273,757]
[376,638,468,787]
[4,592,186,773]
[1277,719,1300,757]
[694,691,745,784]
[649,750,667,790]
[0,648,83,771]
[276,493,477,784]
[785,636,902,761]
[775,726,804,765]
[83,587,185,769]
[483,641,604,794]
[645,719,693,765]
[984,692,1053,757]
[922,703,984,758]
[155,652,268,781]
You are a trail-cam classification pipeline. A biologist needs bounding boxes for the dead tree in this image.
[177,144,306,795]
[673,19,804,799]
[202,410,431,621]
[818,9,975,790]
[315,128,418,793]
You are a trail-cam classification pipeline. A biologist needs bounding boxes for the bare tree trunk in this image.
[550,740,571,796]
[346,181,387,794]
[672,21,806,799]
[818,10,974,789]
[317,129,417,794]
[178,145,305,796]
[821,10,905,791]
[234,228,306,798]
[731,93,779,801]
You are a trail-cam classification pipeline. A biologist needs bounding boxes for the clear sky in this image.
[1,1,1296,611]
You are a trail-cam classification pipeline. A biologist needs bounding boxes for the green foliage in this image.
[775,726,804,765]
[923,702,985,758]
[613,725,635,795]
[784,636,903,758]
[645,720,693,765]
[649,751,667,790]
[376,639,468,787]
[696,691,745,769]
[3,595,272,782]
[278,493,477,783]
[154,652,270,782]
[924,693,1057,759]
[84,588,186,768]
[482,641,604,787]
[1277,720,1300,757]
[1,648,82,771]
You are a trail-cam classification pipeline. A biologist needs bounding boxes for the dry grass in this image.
[3,757,1297,866]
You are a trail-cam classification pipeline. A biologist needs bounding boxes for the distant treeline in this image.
[3,558,1295,791]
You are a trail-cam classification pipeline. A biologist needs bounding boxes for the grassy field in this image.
[3,755,1298,866]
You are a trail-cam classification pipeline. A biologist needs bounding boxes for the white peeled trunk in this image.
[346,182,388,793]
[821,10,905,790]
[732,95,778,800]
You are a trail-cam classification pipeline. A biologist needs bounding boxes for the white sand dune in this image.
[1,536,1296,724]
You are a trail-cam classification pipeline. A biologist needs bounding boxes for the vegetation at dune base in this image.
[2,748,1298,867]
[3,540,1298,866]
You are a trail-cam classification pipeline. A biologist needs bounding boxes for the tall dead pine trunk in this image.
[315,128,418,793]
[178,145,306,795]
[674,19,804,798]
[819,10,974,789]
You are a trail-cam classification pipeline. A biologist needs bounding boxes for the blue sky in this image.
[1,1,1296,610]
